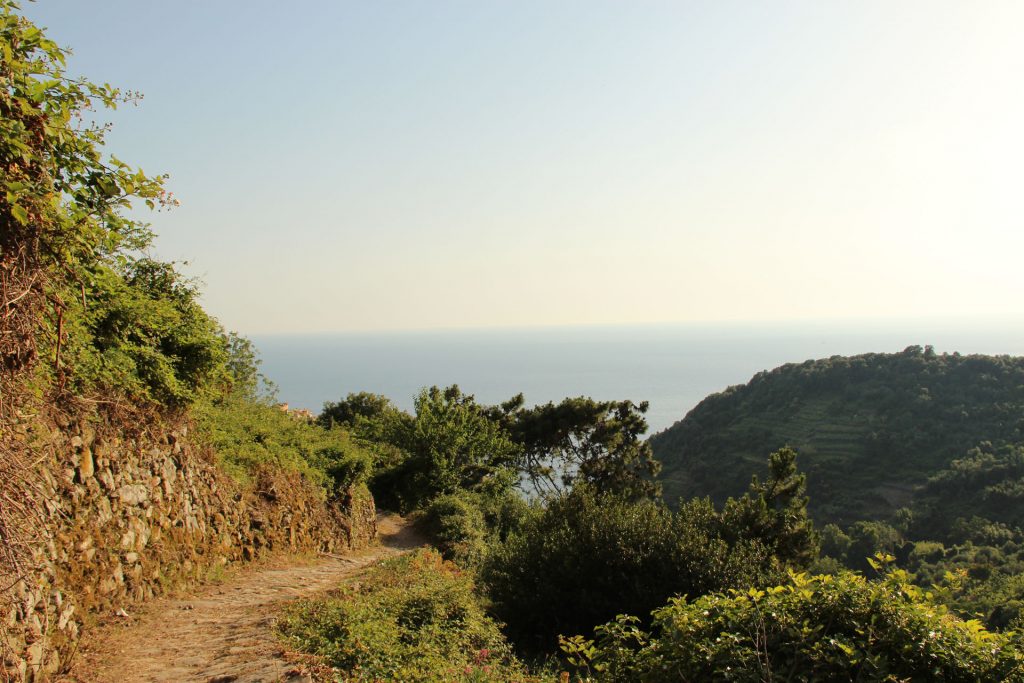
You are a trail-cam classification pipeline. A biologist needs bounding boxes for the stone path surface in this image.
[70,513,419,682]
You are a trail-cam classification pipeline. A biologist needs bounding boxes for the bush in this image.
[66,259,230,407]
[278,549,539,682]
[475,488,534,543]
[319,391,395,429]
[354,386,520,514]
[422,493,489,566]
[194,393,372,494]
[482,488,777,651]
[569,568,1024,681]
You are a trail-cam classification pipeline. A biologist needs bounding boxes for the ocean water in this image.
[253,320,1024,435]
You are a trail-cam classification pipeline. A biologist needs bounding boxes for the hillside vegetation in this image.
[650,346,1024,527]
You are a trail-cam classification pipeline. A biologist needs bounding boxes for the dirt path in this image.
[72,513,421,683]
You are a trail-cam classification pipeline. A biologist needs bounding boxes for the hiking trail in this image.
[69,513,420,683]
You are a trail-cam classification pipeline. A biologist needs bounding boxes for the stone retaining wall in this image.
[1,410,376,681]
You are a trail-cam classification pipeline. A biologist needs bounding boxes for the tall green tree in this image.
[722,446,819,567]
[1,0,167,381]
[365,386,519,510]
[319,391,394,429]
[494,395,661,500]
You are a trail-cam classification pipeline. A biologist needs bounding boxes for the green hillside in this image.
[650,346,1024,526]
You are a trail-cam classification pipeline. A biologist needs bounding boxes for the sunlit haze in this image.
[26,1,1024,333]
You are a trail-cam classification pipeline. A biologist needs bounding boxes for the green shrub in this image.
[65,260,230,407]
[569,567,1024,681]
[422,492,489,565]
[319,391,395,429]
[193,393,372,493]
[844,520,903,571]
[319,444,373,493]
[350,386,520,512]
[912,540,947,564]
[278,549,540,682]
[476,488,535,543]
[482,488,777,651]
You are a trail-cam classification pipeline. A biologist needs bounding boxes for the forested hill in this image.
[650,347,1024,526]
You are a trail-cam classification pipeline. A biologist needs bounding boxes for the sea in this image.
[253,319,1024,436]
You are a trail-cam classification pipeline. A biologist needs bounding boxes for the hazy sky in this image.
[24,1,1024,333]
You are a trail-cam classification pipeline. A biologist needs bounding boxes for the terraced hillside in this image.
[650,347,1024,525]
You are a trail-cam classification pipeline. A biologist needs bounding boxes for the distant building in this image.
[276,403,315,421]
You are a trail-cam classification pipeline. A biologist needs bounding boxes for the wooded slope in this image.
[650,347,1024,526]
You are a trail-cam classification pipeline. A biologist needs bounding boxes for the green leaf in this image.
[11,204,29,225]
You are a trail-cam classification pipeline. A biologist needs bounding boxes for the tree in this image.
[1,0,167,385]
[369,386,519,511]
[222,332,277,401]
[482,487,776,650]
[494,396,661,500]
[722,447,819,567]
[318,391,394,429]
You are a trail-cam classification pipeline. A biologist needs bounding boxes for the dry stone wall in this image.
[1,409,376,681]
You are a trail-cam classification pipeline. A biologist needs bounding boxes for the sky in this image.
[23,1,1024,334]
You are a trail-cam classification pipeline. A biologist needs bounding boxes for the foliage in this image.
[0,1,231,407]
[913,442,1024,542]
[277,549,542,682]
[62,259,229,406]
[351,385,520,512]
[319,391,394,429]
[651,347,1024,526]
[834,520,904,572]
[493,395,661,500]
[421,488,536,568]
[194,392,372,493]
[898,538,1024,630]
[818,516,1024,630]
[482,486,779,651]
[223,332,275,400]
[474,487,534,543]
[566,565,1024,682]
[349,387,663,513]
[422,492,490,566]
[721,447,819,567]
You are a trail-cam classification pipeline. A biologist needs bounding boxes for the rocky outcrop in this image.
[1,410,376,681]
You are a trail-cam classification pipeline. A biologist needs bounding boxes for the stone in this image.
[26,642,44,671]
[57,605,75,630]
[129,517,151,551]
[117,484,149,506]
[77,446,95,480]
[97,497,113,525]
[163,457,177,482]
[98,468,115,492]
